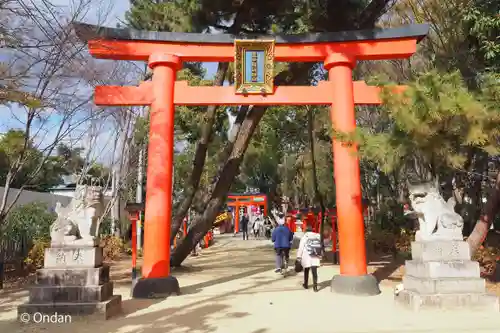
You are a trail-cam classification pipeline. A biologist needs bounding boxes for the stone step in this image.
[411,241,470,262]
[36,266,110,286]
[395,289,499,311]
[403,275,485,294]
[44,247,103,268]
[18,294,122,320]
[405,260,480,279]
[29,281,113,303]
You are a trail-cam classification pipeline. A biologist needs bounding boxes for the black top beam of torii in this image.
[73,22,429,45]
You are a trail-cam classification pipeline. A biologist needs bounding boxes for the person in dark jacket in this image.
[271,213,294,273]
[241,213,249,240]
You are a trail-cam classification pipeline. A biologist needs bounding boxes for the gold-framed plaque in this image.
[234,39,275,94]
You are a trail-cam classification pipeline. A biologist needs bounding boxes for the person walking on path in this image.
[271,213,294,273]
[297,225,322,292]
[241,212,250,240]
[264,216,273,239]
[253,216,263,240]
[271,209,285,227]
[231,214,236,236]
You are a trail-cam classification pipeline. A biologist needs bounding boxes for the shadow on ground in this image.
[181,264,276,295]
[115,272,285,332]
[0,288,28,313]
[316,253,405,291]
[0,266,288,333]
[0,235,292,333]
[370,254,405,283]
[112,259,277,286]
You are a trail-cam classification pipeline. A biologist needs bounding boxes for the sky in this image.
[1,0,219,166]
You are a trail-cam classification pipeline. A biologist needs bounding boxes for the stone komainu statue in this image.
[406,181,464,241]
[50,185,104,247]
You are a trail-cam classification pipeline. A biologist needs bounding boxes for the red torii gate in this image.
[74,22,428,297]
[227,194,268,233]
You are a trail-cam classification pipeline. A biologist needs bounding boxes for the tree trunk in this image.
[169,63,229,242]
[136,144,145,250]
[464,150,488,236]
[467,170,500,255]
[110,168,119,234]
[307,107,326,250]
[170,106,266,266]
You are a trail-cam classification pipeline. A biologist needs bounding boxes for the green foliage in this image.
[1,202,54,270]
[463,0,500,70]
[0,130,54,190]
[357,70,500,175]
[56,144,85,175]
[133,115,149,146]
[1,202,55,243]
[0,131,111,192]
[367,225,414,255]
[98,217,113,236]
[240,106,293,193]
[127,0,201,32]
[55,143,111,186]
[237,105,337,207]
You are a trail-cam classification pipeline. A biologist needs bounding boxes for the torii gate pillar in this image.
[325,53,378,294]
[133,53,182,297]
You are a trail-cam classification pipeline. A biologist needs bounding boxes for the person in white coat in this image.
[296,225,321,292]
[252,217,263,239]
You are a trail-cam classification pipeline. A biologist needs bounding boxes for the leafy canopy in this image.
[358,70,500,175]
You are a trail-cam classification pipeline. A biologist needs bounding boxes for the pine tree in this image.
[359,70,500,176]
[357,70,500,246]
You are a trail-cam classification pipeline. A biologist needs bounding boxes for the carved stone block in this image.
[29,282,113,303]
[52,237,100,248]
[396,289,499,311]
[403,275,485,294]
[18,295,122,320]
[44,247,102,268]
[405,260,480,279]
[411,241,470,262]
[397,240,499,311]
[19,241,121,320]
[36,266,109,286]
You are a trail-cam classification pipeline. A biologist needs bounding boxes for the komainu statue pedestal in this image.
[397,181,499,310]
[18,245,122,319]
[18,185,122,319]
[395,240,499,311]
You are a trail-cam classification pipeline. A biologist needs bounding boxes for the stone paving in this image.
[1,233,500,333]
